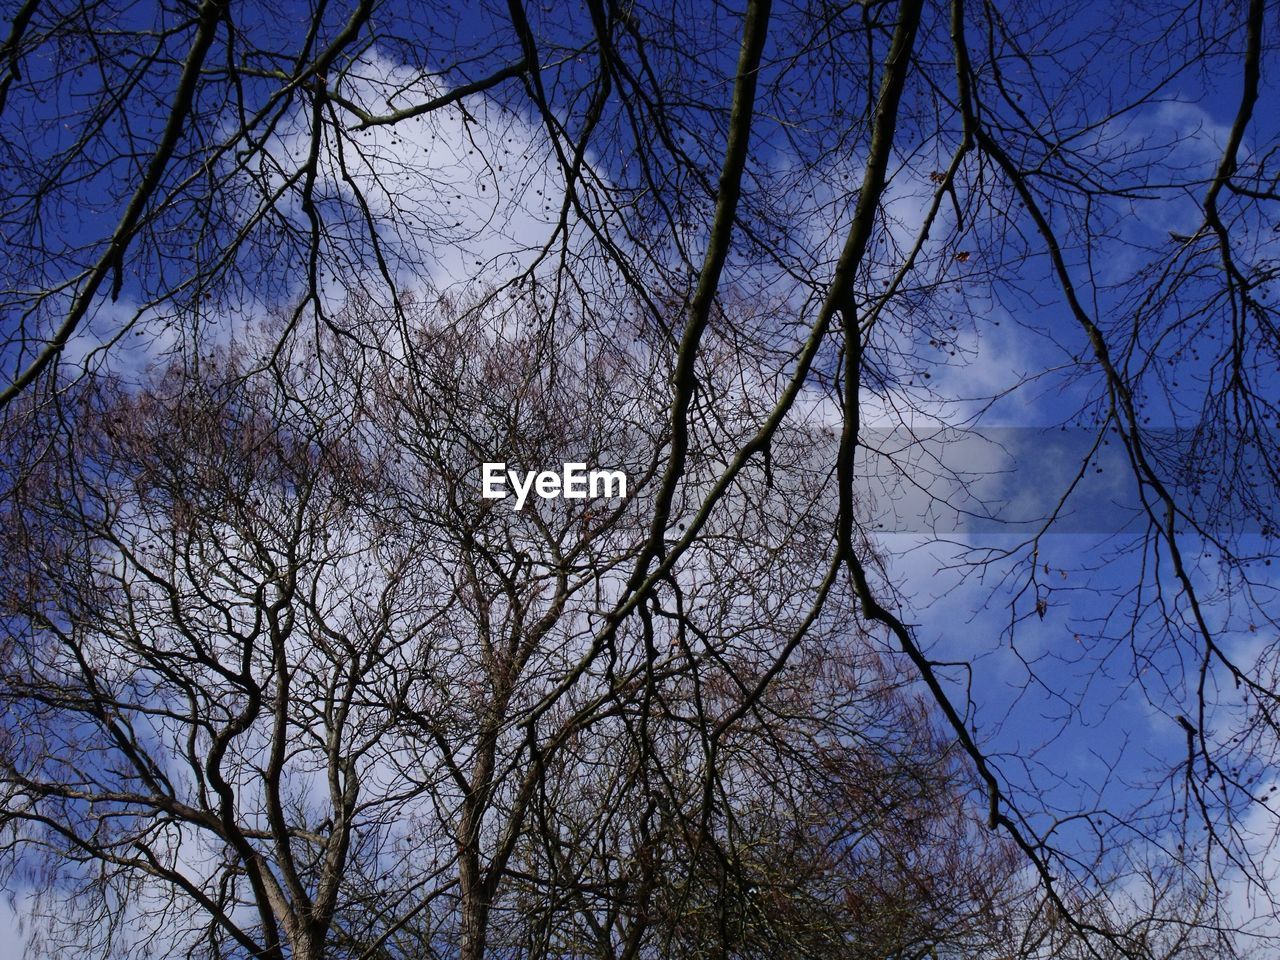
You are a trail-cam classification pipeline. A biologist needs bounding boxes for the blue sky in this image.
[2,0,1279,949]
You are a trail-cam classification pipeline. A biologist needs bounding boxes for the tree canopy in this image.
[1,0,1278,957]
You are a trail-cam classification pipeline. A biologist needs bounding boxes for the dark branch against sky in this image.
[0,0,1278,957]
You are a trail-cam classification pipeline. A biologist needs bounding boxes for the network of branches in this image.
[0,0,1277,958]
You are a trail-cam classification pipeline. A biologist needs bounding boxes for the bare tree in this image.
[2,0,1279,956]
[1,305,1021,959]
